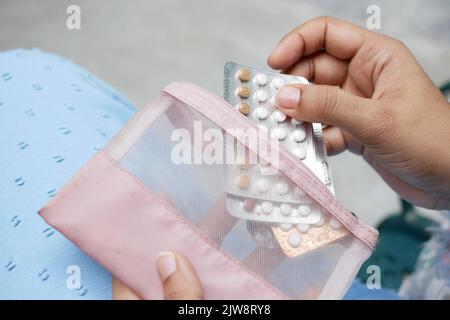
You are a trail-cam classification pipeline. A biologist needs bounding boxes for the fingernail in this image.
[277,86,301,109]
[156,251,177,282]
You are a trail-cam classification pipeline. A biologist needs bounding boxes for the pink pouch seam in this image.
[161,82,378,248]
[96,150,288,299]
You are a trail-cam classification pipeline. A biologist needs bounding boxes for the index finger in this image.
[268,17,368,70]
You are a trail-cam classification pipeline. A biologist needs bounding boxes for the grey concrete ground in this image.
[1,0,449,226]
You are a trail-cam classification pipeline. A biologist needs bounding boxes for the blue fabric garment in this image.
[0,49,135,299]
[0,48,399,300]
[344,279,400,300]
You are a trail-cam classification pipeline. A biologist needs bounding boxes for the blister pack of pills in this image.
[223,62,346,257]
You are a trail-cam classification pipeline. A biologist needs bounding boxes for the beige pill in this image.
[237,86,250,98]
[235,174,251,189]
[236,102,250,116]
[237,68,251,82]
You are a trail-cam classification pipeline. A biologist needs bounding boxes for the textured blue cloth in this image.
[0,48,398,299]
[344,279,400,300]
[0,49,135,299]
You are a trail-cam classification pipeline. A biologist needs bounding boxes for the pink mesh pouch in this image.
[39,82,378,299]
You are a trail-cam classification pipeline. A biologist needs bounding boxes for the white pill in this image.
[271,78,285,90]
[315,214,325,227]
[256,178,270,192]
[253,107,268,120]
[292,129,306,142]
[329,218,342,230]
[298,204,311,217]
[253,90,268,104]
[261,201,273,215]
[279,223,293,231]
[293,146,307,159]
[276,182,289,195]
[280,203,292,216]
[296,223,310,234]
[287,233,302,248]
[293,187,306,198]
[271,127,287,141]
[291,118,303,126]
[272,110,287,123]
[253,73,268,87]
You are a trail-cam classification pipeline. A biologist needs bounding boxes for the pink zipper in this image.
[162,82,378,249]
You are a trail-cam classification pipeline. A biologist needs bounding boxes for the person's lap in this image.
[0,48,397,299]
[0,49,134,299]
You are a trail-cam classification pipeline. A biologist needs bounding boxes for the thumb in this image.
[156,251,204,300]
[276,84,379,142]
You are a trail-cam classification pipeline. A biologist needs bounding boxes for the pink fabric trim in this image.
[162,82,378,249]
[39,151,287,300]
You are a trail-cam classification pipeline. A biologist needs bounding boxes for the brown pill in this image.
[237,86,250,98]
[237,68,251,82]
[236,102,250,116]
[235,174,251,189]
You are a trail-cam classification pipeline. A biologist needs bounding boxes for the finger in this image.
[268,17,368,70]
[197,194,238,244]
[112,276,141,300]
[323,126,347,156]
[283,52,348,86]
[276,84,380,143]
[323,126,364,156]
[157,251,204,300]
[363,152,450,210]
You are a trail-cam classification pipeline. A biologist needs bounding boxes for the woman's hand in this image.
[269,17,450,210]
[112,251,204,300]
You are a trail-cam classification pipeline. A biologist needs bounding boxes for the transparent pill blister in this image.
[223,61,333,223]
[223,61,347,256]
